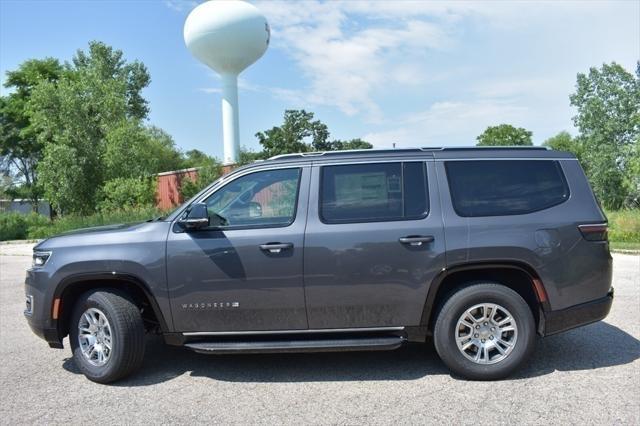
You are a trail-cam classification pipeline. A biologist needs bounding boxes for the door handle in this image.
[259,243,293,254]
[398,235,434,246]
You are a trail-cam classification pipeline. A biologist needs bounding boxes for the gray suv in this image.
[25,147,613,383]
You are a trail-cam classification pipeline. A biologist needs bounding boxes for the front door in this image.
[303,160,445,329]
[166,166,310,332]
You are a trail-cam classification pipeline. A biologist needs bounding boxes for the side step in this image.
[184,336,406,354]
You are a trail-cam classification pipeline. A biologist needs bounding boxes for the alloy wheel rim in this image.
[78,308,112,367]
[455,303,518,365]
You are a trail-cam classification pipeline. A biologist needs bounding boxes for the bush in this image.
[0,213,27,241]
[0,212,50,241]
[98,177,156,212]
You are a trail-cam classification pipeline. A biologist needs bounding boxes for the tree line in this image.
[1,41,638,215]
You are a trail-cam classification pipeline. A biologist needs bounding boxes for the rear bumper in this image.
[541,288,614,336]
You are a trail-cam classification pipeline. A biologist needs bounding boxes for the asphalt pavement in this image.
[1,245,638,424]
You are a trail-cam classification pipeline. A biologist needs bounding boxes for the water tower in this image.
[184,0,270,165]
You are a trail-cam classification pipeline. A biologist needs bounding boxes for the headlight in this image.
[32,251,52,268]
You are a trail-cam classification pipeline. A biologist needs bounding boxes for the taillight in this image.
[578,223,608,241]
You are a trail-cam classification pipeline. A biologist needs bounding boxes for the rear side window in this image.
[445,160,569,217]
[320,162,428,223]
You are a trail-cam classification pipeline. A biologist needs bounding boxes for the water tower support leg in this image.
[221,73,240,165]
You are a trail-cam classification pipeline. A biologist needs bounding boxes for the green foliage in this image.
[37,144,89,214]
[28,41,153,215]
[98,177,156,212]
[23,206,162,240]
[476,124,533,146]
[0,58,63,209]
[570,62,640,209]
[238,147,268,166]
[0,212,49,241]
[255,109,372,156]
[331,138,373,150]
[103,122,184,181]
[606,209,640,244]
[543,131,585,165]
[179,166,222,200]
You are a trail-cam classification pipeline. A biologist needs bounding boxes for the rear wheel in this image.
[433,283,535,380]
[69,290,145,383]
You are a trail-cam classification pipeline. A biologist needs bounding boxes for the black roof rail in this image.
[268,146,548,161]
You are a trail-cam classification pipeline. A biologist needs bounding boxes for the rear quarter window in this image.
[445,160,569,217]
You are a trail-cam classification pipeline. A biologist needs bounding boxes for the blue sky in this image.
[1,0,638,160]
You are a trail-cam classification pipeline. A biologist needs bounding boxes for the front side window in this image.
[320,162,428,223]
[204,168,301,228]
[445,160,569,217]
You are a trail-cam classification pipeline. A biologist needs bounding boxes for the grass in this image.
[606,209,640,246]
[610,241,640,251]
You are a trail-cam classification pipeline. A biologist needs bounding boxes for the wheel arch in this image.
[54,272,170,340]
[421,261,549,334]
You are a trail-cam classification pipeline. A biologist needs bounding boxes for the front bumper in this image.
[541,288,614,336]
[25,317,63,349]
[24,267,64,349]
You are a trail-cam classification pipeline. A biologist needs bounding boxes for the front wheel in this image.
[433,283,536,380]
[69,289,145,384]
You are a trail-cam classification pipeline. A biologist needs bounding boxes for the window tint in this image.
[205,168,300,228]
[446,160,569,217]
[320,162,428,223]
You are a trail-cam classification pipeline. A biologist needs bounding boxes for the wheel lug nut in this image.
[474,333,479,338]
[475,325,480,329]
[489,336,494,340]
[484,322,488,326]
[491,327,495,331]
[481,339,486,343]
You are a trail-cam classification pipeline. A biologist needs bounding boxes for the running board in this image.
[184,336,406,354]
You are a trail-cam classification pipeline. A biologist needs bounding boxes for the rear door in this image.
[303,159,446,329]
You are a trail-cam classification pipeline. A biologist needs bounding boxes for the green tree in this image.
[570,62,640,209]
[256,110,324,156]
[37,144,87,214]
[0,58,63,209]
[103,122,185,180]
[543,131,585,165]
[98,176,156,212]
[238,147,268,166]
[476,124,533,146]
[255,109,371,156]
[29,41,152,214]
[331,138,373,150]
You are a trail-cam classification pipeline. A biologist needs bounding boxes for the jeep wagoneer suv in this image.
[25,147,613,383]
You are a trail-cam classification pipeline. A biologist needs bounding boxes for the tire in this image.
[433,283,535,380]
[69,289,145,384]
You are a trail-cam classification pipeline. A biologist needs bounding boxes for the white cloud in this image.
[363,100,530,148]
[164,0,198,13]
[256,0,458,118]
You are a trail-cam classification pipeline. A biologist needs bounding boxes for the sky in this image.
[1,0,638,160]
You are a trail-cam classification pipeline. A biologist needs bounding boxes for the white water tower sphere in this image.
[184,0,270,165]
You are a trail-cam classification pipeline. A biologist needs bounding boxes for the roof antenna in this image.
[392,143,396,149]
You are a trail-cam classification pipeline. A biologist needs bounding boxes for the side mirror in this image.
[179,203,209,230]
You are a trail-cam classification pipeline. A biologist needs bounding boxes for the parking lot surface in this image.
[1,245,639,424]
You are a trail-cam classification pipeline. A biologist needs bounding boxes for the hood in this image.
[34,220,167,251]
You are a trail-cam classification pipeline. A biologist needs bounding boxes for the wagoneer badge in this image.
[181,302,240,310]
